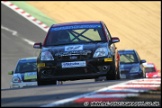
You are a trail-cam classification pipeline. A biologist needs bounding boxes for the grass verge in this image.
[10,1,56,27]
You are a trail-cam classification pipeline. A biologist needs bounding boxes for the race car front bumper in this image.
[37,57,114,81]
[10,81,37,88]
[120,71,143,79]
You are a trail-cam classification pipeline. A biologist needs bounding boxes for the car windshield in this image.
[15,61,37,73]
[119,53,138,64]
[145,67,156,73]
[45,24,106,46]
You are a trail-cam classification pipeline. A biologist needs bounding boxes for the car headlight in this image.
[12,76,21,83]
[130,66,140,73]
[93,47,108,58]
[41,51,54,61]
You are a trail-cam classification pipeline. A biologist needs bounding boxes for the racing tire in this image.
[37,75,46,86]
[106,56,117,80]
[37,72,50,86]
[37,70,57,86]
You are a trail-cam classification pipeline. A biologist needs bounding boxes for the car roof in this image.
[118,49,135,52]
[19,57,37,62]
[118,49,136,54]
[142,63,155,67]
[51,21,102,27]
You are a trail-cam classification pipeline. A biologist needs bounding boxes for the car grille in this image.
[54,50,92,61]
[55,67,95,76]
[41,63,98,77]
[120,70,129,74]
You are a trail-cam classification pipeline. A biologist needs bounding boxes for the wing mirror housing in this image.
[8,71,13,75]
[140,60,146,64]
[111,37,120,43]
[33,42,42,49]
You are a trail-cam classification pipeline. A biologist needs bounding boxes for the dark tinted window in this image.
[119,51,138,63]
[145,67,156,73]
[45,24,106,46]
[15,61,37,73]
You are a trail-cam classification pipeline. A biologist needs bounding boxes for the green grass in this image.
[10,1,56,27]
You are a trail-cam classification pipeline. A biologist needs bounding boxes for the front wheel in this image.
[37,74,46,86]
[106,66,116,80]
[37,72,56,86]
[106,57,117,80]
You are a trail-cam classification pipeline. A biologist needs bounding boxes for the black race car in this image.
[33,21,120,85]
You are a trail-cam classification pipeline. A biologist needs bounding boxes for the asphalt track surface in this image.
[1,4,131,107]
[1,4,46,89]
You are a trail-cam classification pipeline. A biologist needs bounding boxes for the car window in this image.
[45,24,107,46]
[15,61,37,73]
[120,54,138,63]
[145,67,156,73]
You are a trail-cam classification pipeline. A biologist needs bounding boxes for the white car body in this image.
[9,57,38,88]
[10,72,37,88]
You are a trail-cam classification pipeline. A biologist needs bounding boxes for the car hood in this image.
[42,42,111,58]
[120,63,141,71]
[12,72,37,82]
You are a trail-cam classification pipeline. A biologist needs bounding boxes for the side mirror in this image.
[111,37,120,43]
[33,42,42,49]
[157,70,160,72]
[8,71,13,75]
[140,60,146,64]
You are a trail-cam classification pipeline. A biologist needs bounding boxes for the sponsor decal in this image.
[65,45,83,51]
[52,24,101,31]
[24,72,37,80]
[55,50,91,56]
[62,61,86,68]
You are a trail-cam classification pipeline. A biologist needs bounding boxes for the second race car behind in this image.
[117,49,146,79]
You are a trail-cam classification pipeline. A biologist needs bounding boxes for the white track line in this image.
[1,25,35,46]
[1,25,18,36]
[22,38,35,46]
